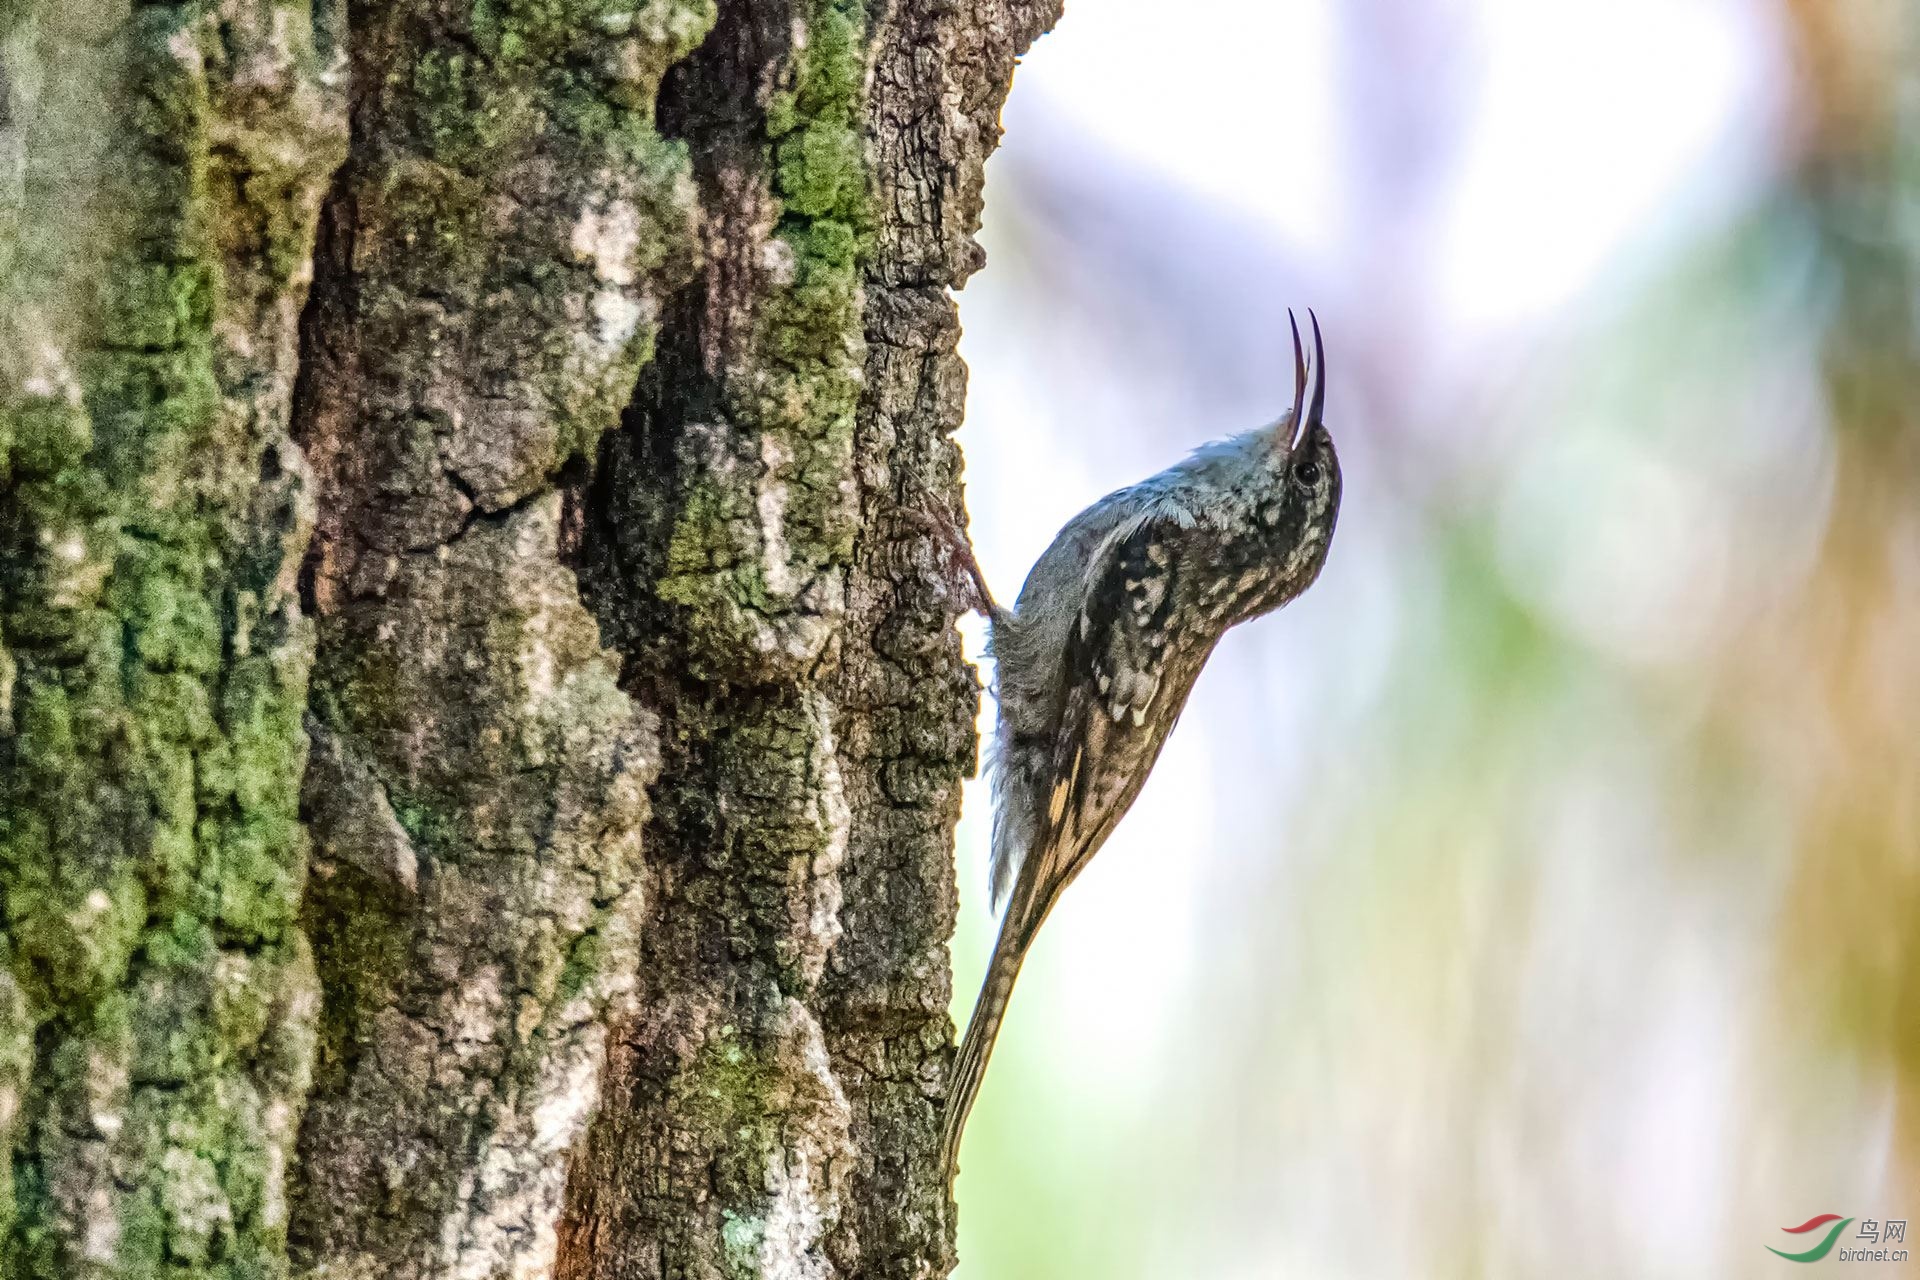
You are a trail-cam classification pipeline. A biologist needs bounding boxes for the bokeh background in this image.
[946,1,1920,1276]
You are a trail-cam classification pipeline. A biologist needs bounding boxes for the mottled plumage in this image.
[940,313,1343,1175]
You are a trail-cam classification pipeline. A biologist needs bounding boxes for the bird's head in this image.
[1273,309,1341,573]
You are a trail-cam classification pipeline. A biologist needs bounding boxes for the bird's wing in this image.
[1001,511,1185,953]
[946,509,1201,1172]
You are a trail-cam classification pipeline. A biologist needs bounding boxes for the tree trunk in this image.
[0,3,346,1275]
[1,0,1055,1277]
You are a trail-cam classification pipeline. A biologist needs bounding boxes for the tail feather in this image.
[940,937,1027,1175]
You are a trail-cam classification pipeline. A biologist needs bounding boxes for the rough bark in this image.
[0,3,346,1275]
[0,0,1054,1276]
[285,1,712,1275]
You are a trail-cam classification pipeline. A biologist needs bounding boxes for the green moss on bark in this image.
[0,2,344,1275]
[643,0,870,678]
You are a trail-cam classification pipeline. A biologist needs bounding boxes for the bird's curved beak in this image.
[1286,308,1326,454]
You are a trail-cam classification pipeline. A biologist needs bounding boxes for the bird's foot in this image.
[908,505,999,619]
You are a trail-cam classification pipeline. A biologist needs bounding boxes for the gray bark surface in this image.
[0,0,1055,1277]
[285,2,708,1273]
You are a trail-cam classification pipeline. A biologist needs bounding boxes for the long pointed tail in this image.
[940,932,1029,1175]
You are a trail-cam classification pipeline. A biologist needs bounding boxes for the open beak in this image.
[1286,308,1326,453]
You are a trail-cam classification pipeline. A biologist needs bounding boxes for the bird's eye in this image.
[1294,460,1322,487]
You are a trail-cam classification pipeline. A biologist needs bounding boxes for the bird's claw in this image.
[909,505,998,619]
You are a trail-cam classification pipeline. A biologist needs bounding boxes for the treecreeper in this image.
[939,311,1344,1174]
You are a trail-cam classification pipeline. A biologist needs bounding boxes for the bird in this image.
[935,310,1343,1176]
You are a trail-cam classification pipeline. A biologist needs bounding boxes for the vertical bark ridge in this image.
[284,1,714,1275]
[821,1,1061,1272]
[0,3,346,1275]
